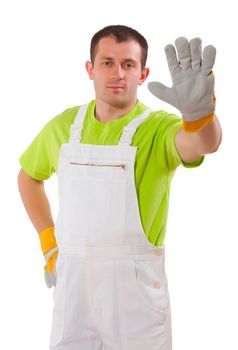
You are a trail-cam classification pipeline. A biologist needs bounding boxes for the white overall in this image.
[50,104,172,350]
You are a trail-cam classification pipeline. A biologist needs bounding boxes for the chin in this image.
[107,96,131,109]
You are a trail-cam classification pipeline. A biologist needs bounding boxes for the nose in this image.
[111,64,125,80]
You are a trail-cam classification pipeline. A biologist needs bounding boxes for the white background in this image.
[1,0,237,349]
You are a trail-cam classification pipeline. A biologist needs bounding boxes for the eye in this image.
[122,63,134,69]
[103,61,112,66]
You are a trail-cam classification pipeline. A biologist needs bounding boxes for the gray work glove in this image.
[148,37,216,127]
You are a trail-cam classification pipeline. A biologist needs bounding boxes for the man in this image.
[17,25,222,350]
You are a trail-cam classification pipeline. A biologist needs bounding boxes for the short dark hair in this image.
[90,25,148,69]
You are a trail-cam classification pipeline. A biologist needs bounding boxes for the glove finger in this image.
[201,45,216,76]
[164,44,180,79]
[45,269,56,288]
[189,37,202,71]
[175,37,191,71]
[44,269,53,288]
[148,82,178,107]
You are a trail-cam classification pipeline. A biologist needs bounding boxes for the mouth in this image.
[107,85,125,90]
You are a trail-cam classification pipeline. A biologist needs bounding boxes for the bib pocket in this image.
[59,160,127,244]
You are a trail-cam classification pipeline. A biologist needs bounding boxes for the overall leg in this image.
[96,260,172,350]
[49,256,104,350]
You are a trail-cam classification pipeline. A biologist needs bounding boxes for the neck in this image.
[95,99,137,123]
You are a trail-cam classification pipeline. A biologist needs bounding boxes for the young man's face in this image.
[86,36,149,109]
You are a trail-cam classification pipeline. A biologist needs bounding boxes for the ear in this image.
[85,61,94,80]
[139,67,150,85]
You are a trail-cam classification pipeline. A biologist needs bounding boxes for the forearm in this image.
[186,114,222,155]
[17,169,54,233]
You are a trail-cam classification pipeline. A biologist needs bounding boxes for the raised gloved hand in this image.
[39,226,58,288]
[148,37,216,132]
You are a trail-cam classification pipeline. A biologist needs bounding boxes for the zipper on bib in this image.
[69,162,127,170]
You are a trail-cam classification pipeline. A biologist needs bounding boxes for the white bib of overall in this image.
[50,104,172,350]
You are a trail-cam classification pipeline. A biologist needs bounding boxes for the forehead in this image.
[95,36,142,61]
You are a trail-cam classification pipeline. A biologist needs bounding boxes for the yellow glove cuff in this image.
[39,227,57,255]
[183,112,215,133]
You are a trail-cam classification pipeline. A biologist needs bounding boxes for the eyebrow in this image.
[99,57,137,63]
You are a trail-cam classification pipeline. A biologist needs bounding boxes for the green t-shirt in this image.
[19,100,204,246]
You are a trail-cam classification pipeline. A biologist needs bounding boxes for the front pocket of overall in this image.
[130,260,169,318]
[50,257,68,346]
[60,162,127,244]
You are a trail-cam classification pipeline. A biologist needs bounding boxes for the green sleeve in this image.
[19,107,79,180]
[19,123,56,180]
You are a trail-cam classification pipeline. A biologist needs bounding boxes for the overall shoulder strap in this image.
[119,108,153,146]
[69,103,89,143]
